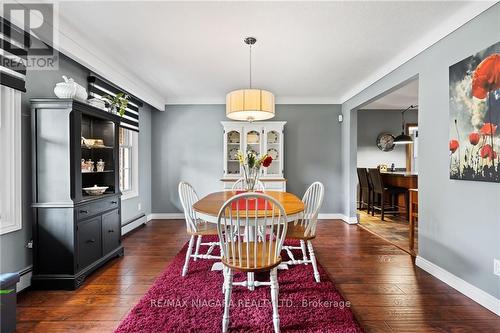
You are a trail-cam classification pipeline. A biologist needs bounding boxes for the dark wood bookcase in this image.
[31,99,124,290]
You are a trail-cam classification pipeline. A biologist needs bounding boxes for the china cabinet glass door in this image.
[226,129,242,176]
[264,130,281,176]
[242,127,261,177]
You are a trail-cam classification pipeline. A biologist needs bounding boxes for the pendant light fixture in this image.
[226,37,275,122]
[393,105,417,144]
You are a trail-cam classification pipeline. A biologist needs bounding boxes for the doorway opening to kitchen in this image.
[356,78,419,256]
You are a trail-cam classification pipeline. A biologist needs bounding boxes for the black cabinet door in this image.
[102,209,120,255]
[77,217,102,270]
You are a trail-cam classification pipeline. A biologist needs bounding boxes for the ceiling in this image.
[52,1,489,107]
[361,79,419,110]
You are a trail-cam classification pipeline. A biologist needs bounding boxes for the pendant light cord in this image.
[401,104,417,131]
[249,43,252,88]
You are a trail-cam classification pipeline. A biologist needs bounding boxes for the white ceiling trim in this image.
[55,16,166,111]
[339,1,497,104]
[3,0,166,110]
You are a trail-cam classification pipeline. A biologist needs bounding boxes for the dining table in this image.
[192,190,305,290]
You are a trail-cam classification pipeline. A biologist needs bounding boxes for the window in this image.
[119,127,138,199]
[0,86,22,234]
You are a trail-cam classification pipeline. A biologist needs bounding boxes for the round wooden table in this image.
[192,190,305,223]
[192,190,305,290]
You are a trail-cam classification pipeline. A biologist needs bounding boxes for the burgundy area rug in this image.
[115,236,364,333]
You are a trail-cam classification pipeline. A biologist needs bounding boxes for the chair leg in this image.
[367,190,371,214]
[222,266,227,294]
[381,192,385,221]
[307,240,320,283]
[358,187,363,210]
[182,235,195,277]
[270,268,280,333]
[194,235,202,261]
[222,268,233,333]
[300,240,308,265]
[372,193,376,216]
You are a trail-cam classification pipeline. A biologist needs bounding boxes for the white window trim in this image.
[0,86,22,235]
[121,130,139,201]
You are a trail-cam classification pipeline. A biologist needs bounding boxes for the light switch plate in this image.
[138,203,142,211]
[494,259,500,277]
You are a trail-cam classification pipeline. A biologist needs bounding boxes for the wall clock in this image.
[376,133,395,152]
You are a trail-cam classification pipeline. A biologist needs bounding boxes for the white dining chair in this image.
[217,192,288,333]
[231,177,266,191]
[282,181,324,282]
[178,181,220,277]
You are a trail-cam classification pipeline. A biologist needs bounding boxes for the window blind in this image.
[0,17,28,92]
[88,75,143,132]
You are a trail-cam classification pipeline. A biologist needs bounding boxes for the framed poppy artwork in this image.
[449,41,500,183]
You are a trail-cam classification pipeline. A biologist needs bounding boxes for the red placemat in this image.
[231,191,271,210]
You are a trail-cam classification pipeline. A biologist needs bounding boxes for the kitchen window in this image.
[119,127,138,200]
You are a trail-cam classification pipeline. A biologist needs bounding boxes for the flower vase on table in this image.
[237,149,273,191]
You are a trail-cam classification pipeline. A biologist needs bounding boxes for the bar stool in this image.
[368,168,408,221]
[357,168,372,211]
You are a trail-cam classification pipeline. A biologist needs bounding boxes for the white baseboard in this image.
[148,212,358,225]
[318,213,343,220]
[122,215,147,235]
[317,213,357,224]
[148,213,185,220]
[416,256,500,316]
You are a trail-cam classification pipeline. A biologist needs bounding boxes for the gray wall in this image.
[0,53,153,274]
[151,104,342,214]
[357,109,418,168]
[342,4,500,299]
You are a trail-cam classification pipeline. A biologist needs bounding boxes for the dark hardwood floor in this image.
[16,219,500,332]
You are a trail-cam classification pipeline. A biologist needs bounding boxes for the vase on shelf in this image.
[108,105,117,115]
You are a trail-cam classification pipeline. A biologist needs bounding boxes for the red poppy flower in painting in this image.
[449,139,459,153]
[479,123,497,136]
[480,144,497,160]
[472,54,500,99]
[468,132,480,145]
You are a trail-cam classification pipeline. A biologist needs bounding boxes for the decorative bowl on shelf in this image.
[267,131,279,144]
[247,131,260,144]
[267,148,279,160]
[83,185,108,196]
[228,131,240,143]
[81,137,105,148]
[228,147,239,160]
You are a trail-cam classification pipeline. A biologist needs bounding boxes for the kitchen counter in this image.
[381,171,418,177]
[381,172,418,190]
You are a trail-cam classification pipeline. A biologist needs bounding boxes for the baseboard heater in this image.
[122,213,147,236]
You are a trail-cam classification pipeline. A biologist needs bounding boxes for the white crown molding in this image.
[416,256,500,316]
[339,1,497,103]
[165,96,343,105]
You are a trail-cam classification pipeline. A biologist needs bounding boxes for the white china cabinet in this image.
[221,121,286,191]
